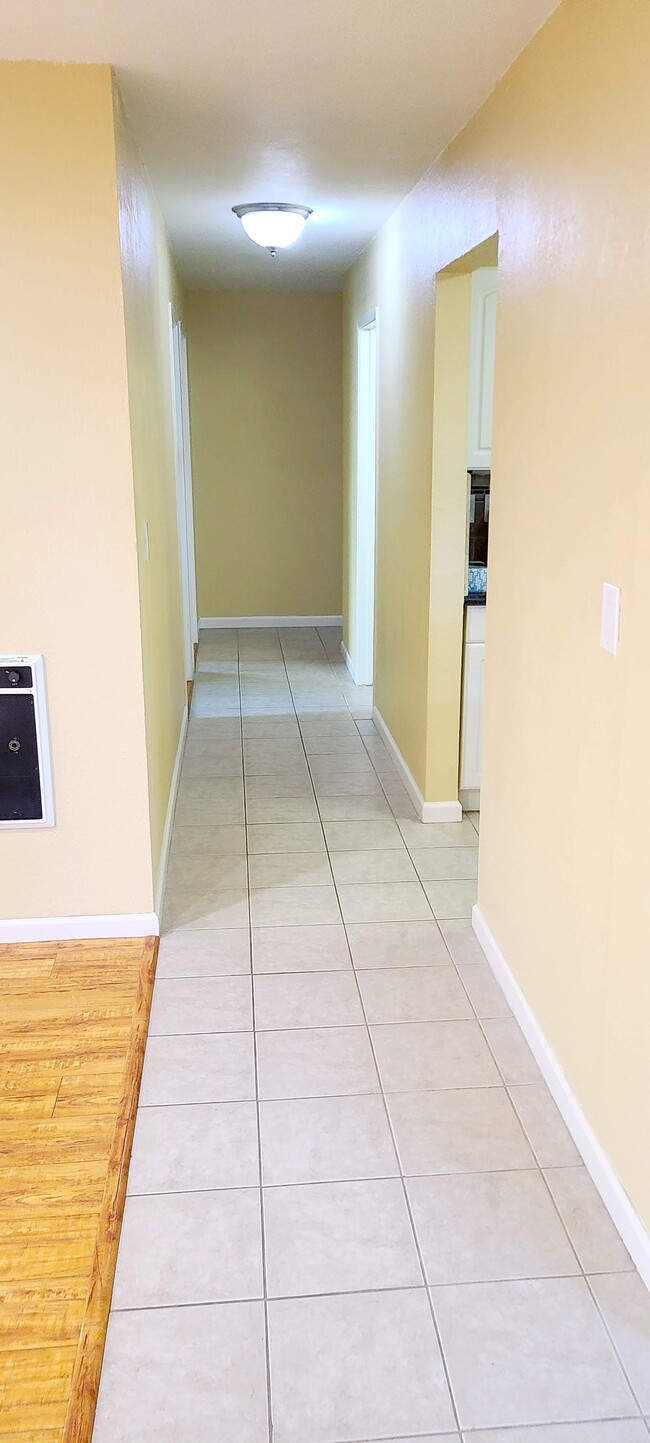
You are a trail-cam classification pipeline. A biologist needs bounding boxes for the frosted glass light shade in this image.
[233,203,312,253]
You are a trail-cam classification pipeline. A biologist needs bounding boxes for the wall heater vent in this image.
[0,655,55,828]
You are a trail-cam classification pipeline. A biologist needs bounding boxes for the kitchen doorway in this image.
[348,310,377,687]
[169,303,198,682]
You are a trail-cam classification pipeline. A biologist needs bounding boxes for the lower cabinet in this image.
[460,604,486,801]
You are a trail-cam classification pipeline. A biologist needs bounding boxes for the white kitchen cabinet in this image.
[467,267,497,470]
[459,604,485,807]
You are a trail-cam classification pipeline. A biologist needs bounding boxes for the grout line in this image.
[341,909,463,1433]
[237,626,274,1443]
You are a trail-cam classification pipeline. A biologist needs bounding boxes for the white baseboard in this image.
[472,905,650,1291]
[200,615,343,629]
[372,706,463,824]
[154,704,189,921]
[340,640,356,682]
[0,913,159,943]
[459,787,481,811]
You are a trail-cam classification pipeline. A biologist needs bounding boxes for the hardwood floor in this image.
[0,936,157,1440]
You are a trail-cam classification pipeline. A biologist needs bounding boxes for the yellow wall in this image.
[343,0,650,1227]
[186,289,343,619]
[113,84,187,892]
[0,62,153,920]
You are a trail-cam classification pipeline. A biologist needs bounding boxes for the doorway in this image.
[169,304,198,681]
[350,310,377,687]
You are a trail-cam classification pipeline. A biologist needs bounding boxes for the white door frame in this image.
[169,303,198,680]
[352,309,378,686]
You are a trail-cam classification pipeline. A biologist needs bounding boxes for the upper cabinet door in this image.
[467,267,497,470]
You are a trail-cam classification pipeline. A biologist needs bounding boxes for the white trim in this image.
[0,913,159,943]
[154,705,189,920]
[459,787,481,811]
[372,705,463,824]
[472,904,650,1291]
[340,640,356,682]
[200,616,343,630]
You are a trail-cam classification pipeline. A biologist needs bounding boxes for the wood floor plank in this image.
[0,935,157,1443]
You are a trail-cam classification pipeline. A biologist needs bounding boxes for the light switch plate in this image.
[600,581,621,656]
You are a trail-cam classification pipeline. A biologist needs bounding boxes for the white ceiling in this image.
[1,0,559,290]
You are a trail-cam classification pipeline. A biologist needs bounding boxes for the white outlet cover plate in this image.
[600,582,621,656]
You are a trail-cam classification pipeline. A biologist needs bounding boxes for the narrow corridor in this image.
[94,628,649,1441]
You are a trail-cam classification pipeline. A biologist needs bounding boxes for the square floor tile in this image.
[423,879,478,919]
[358,965,472,1023]
[263,1178,421,1297]
[317,794,392,821]
[93,1300,268,1443]
[303,735,367,756]
[140,1033,255,1106]
[411,847,478,881]
[182,752,243,778]
[112,1188,263,1308]
[174,796,245,827]
[544,1167,634,1274]
[313,773,384,798]
[322,818,404,850]
[249,852,333,888]
[268,1287,455,1442]
[260,1094,398,1185]
[466,1422,649,1442]
[246,796,320,823]
[589,1271,650,1412]
[156,928,250,978]
[456,962,511,1018]
[250,886,341,927]
[483,1018,541,1084]
[257,1026,378,1100]
[439,918,487,964]
[330,849,417,884]
[408,1170,578,1284]
[309,755,377,779]
[243,741,307,773]
[254,972,363,1030]
[252,924,351,973]
[165,850,247,897]
[177,775,244,803]
[243,717,300,739]
[371,1020,500,1091]
[399,818,479,848]
[337,882,432,924]
[246,772,314,800]
[346,919,449,969]
[165,888,249,930]
[171,824,246,857]
[509,1084,581,1167]
[246,822,325,853]
[388,1087,535,1176]
[149,976,253,1035]
[432,1276,637,1429]
[127,1101,259,1194]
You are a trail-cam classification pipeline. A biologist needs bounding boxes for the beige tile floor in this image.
[94,626,650,1443]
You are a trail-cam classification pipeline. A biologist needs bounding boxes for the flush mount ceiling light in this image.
[232,202,313,257]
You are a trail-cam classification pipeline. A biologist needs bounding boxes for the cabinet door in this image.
[467,268,497,469]
[460,640,485,790]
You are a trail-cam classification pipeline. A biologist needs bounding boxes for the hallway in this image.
[94,627,648,1441]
